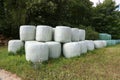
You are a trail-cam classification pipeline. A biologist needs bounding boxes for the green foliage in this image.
[1,0,120,39]
[92,0,120,39]
[16,46,25,55]
[8,46,25,56]
[0,0,6,35]
[26,0,93,27]
[8,51,15,56]
[3,0,28,38]
[78,25,99,40]
[0,0,5,20]
[1,0,94,37]
[26,0,57,26]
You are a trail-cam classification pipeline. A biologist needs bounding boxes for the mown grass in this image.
[0,45,120,80]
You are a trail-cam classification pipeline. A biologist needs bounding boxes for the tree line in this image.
[0,0,120,39]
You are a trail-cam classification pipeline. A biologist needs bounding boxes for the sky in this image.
[90,0,120,6]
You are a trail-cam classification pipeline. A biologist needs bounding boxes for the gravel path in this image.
[0,69,21,80]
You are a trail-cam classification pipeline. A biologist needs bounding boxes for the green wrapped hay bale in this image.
[116,40,120,44]
[115,40,119,44]
[105,40,117,46]
[117,40,120,44]
[99,33,111,40]
[108,35,112,40]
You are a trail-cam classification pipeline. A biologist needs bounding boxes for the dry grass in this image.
[0,45,120,80]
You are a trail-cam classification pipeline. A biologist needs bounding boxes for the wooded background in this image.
[0,0,120,40]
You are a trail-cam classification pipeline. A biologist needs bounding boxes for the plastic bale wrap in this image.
[71,28,80,42]
[85,40,95,51]
[78,41,87,54]
[46,42,61,58]
[116,40,120,44]
[96,40,107,47]
[20,25,36,41]
[111,40,117,45]
[54,26,72,43]
[36,25,53,42]
[105,40,112,46]
[25,41,39,49]
[94,41,104,49]
[101,40,107,47]
[105,40,117,46]
[115,40,118,44]
[25,42,49,62]
[63,42,81,58]
[99,33,111,40]
[8,40,24,54]
[118,40,120,44]
[117,40,119,44]
[116,40,119,44]
[79,29,85,41]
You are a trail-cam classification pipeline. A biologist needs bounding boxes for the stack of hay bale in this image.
[8,25,108,63]
[99,33,111,40]
[99,33,120,46]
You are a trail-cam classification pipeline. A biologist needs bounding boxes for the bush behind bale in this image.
[78,25,99,40]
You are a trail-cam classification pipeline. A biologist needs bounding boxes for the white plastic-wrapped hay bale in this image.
[85,40,95,51]
[79,29,85,41]
[36,25,53,42]
[101,40,107,47]
[54,26,72,43]
[71,28,80,42]
[94,41,104,49]
[78,41,87,54]
[46,42,61,58]
[63,42,80,58]
[25,41,39,49]
[25,42,49,62]
[20,25,36,41]
[8,40,24,54]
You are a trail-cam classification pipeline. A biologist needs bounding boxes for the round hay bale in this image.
[25,42,49,62]
[105,40,117,46]
[94,41,104,49]
[8,40,24,54]
[36,25,53,42]
[101,40,107,47]
[85,40,95,51]
[20,25,36,41]
[78,41,87,54]
[63,42,80,58]
[71,28,80,42]
[54,26,72,43]
[118,40,120,44]
[116,40,119,44]
[111,40,115,45]
[46,42,61,58]
[116,40,120,44]
[25,41,39,49]
[105,40,112,46]
[99,33,111,40]
[79,29,85,41]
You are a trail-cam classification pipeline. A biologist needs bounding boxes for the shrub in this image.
[78,25,99,40]
[8,46,25,56]
[16,46,25,55]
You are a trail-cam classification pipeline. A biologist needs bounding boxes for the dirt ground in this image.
[0,69,21,80]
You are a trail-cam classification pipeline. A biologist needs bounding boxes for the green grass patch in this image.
[0,45,120,80]
[8,46,25,56]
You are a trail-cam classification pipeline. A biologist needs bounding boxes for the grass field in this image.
[0,45,120,80]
